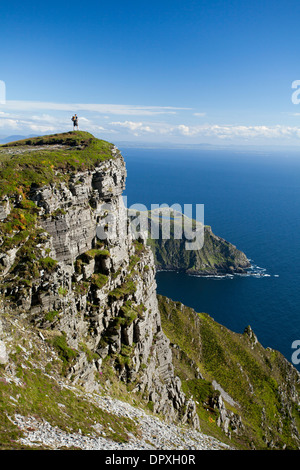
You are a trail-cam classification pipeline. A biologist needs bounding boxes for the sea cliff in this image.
[0,132,199,434]
[0,132,299,450]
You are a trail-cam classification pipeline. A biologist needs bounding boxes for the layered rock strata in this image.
[0,140,199,428]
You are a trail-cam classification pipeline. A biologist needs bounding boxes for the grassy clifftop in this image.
[0,131,117,279]
[0,131,115,198]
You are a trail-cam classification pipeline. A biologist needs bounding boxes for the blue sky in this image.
[1,0,300,146]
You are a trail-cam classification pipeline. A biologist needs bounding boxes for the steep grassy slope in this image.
[158,295,300,450]
[0,314,141,450]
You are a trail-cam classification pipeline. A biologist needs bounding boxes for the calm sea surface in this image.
[120,146,300,369]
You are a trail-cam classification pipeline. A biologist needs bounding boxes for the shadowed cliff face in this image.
[126,206,250,275]
[0,132,199,429]
[147,221,251,275]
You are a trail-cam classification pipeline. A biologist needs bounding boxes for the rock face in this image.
[0,134,199,429]
[0,319,8,364]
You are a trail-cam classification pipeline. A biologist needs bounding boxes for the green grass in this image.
[0,131,115,293]
[108,280,136,301]
[0,131,115,198]
[39,256,58,272]
[146,219,249,275]
[91,273,109,289]
[48,334,78,375]
[158,294,300,450]
[83,249,110,260]
[0,204,39,251]
[0,340,140,450]
[44,310,60,323]
[76,249,110,268]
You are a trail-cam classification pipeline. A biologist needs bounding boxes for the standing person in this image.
[71,114,79,130]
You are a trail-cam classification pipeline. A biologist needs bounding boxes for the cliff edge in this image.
[0,132,199,443]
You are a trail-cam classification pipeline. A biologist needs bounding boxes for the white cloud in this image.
[175,123,300,140]
[110,120,156,136]
[0,118,19,129]
[1,99,300,144]
[177,124,191,135]
[3,100,190,116]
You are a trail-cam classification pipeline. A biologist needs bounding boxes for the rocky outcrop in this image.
[0,318,8,364]
[0,197,11,221]
[0,133,199,429]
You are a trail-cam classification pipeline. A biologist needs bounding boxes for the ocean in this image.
[120,145,300,369]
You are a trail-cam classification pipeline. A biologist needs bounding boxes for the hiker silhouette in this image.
[71,114,79,130]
